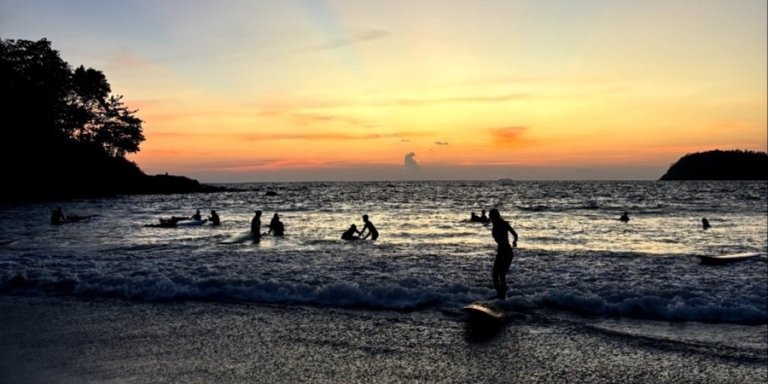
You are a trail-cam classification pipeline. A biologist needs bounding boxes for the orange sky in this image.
[3,0,766,181]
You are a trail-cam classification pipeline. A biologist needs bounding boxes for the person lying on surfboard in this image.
[489,208,518,300]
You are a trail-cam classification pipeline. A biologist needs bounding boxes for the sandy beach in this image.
[1,295,765,384]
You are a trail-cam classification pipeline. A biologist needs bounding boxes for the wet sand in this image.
[1,296,765,384]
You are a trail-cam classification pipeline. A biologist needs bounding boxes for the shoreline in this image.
[1,295,765,383]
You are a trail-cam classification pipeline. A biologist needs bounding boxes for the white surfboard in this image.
[698,252,761,264]
[462,302,506,321]
[220,230,254,244]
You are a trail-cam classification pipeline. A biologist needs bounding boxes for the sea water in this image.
[0,181,766,352]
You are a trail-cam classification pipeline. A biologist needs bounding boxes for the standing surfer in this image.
[489,208,518,300]
[251,210,262,242]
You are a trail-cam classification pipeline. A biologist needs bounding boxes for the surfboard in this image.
[698,252,761,265]
[175,219,208,227]
[220,230,254,244]
[462,302,506,321]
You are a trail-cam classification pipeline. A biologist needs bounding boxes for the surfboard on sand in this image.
[698,252,761,265]
[462,302,506,321]
[220,230,254,244]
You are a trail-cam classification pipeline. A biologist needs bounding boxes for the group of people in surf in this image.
[248,211,378,242]
[49,207,96,225]
[469,209,490,223]
[248,211,285,242]
[52,203,515,300]
[150,209,220,228]
[619,211,712,230]
[340,214,379,241]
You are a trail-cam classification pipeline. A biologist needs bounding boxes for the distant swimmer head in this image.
[489,208,501,221]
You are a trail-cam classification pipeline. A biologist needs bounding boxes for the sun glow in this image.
[6,0,762,181]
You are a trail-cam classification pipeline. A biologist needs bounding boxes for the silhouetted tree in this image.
[1,38,144,159]
[1,38,218,201]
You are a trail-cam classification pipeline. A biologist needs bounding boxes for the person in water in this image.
[251,210,262,241]
[268,213,285,236]
[209,210,221,226]
[191,210,202,221]
[619,211,630,222]
[702,217,711,230]
[479,209,489,223]
[50,207,66,225]
[359,214,379,240]
[489,208,518,300]
[470,212,480,222]
[341,224,360,240]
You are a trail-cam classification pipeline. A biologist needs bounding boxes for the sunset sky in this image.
[2,0,766,182]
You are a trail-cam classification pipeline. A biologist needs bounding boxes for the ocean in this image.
[1,180,766,383]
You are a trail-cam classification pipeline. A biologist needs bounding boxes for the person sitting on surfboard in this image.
[268,213,285,236]
[50,207,66,225]
[209,210,221,226]
[702,217,711,230]
[191,210,202,221]
[251,210,262,241]
[619,211,630,222]
[341,224,360,240]
[489,208,518,300]
[359,214,379,240]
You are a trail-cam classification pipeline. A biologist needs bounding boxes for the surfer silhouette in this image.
[619,211,630,222]
[191,209,202,220]
[50,207,66,225]
[341,224,360,240]
[479,209,489,223]
[251,210,262,241]
[268,213,285,236]
[359,214,378,240]
[489,208,518,300]
[702,217,711,230]
[209,210,220,226]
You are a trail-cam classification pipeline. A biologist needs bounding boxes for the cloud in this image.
[404,152,420,170]
[241,131,429,142]
[490,126,528,145]
[388,93,531,107]
[311,28,389,50]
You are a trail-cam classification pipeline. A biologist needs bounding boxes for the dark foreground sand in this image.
[1,296,765,384]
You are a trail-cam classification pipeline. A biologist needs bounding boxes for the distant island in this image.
[660,150,768,180]
[1,38,222,202]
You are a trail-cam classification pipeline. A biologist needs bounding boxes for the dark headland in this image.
[659,149,768,180]
[1,38,224,202]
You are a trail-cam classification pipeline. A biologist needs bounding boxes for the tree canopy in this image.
[1,38,144,159]
[0,38,223,200]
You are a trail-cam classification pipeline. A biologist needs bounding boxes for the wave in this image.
[523,288,767,325]
[2,270,765,325]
